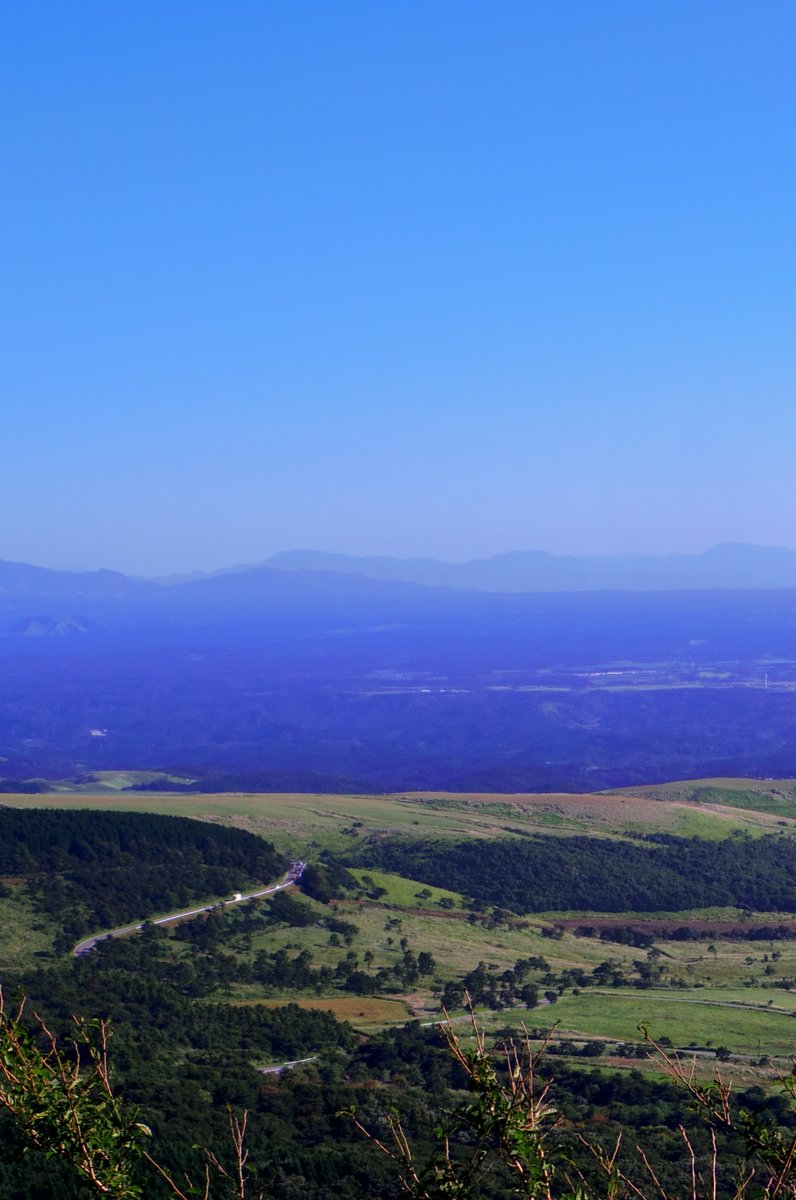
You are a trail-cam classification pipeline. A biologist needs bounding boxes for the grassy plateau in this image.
[2,778,796,1079]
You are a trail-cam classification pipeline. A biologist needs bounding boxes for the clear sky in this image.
[3,2,796,574]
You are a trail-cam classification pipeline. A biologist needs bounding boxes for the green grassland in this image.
[4,780,796,1066]
[618,777,796,819]
[175,891,796,1054]
[657,937,796,988]
[243,902,643,983]
[544,990,796,1056]
[347,868,462,908]
[0,781,778,855]
[691,786,796,818]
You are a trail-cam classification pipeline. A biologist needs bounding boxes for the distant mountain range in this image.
[0,559,152,600]
[0,556,426,616]
[3,545,796,630]
[264,543,796,592]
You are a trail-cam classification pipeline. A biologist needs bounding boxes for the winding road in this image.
[73,861,306,957]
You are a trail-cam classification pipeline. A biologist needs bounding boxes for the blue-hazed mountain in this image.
[9,614,98,637]
[263,543,796,592]
[0,559,154,601]
[0,560,158,629]
[0,557,438,630]
[5,544,796,627]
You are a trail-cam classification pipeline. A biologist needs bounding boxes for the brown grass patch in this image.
[233,996,413,1024]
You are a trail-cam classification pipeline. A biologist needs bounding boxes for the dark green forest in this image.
[359,831,796,913]
[0,807,285,948]
[0,807,284,877]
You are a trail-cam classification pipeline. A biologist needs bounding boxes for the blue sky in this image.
[2,2,796,573]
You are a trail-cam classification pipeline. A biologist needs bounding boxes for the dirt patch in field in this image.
[235,996,413,1023]
[401,992,439,1018]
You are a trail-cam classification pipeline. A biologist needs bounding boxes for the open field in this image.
[650,937,796,988]
[554,912,796,930]
[620,776,796,797]
[235,995,413,1029]
[347,868,462,908]
[618,777,796,813]
[543,990,796,1057]
[244,902,644,980]
[0,780,784,855]
[648,986,796,1011]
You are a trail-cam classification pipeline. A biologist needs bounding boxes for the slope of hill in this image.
[0,559,154,601]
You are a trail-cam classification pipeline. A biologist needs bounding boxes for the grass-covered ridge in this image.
[5,778,792,854]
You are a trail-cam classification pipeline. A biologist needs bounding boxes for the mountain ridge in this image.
[5,543,796,610]
[262,542,796,592]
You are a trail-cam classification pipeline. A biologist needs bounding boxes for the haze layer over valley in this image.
[4,550,796,792]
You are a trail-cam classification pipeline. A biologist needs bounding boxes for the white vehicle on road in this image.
[74,860,307,957]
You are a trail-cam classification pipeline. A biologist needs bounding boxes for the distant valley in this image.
[3,552,796,790]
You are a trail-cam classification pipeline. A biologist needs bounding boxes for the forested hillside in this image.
[360,832,796,913]
[0,808,285,946]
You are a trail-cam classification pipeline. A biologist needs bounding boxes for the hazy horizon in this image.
[4,3,796,576]
[5,539,796,580]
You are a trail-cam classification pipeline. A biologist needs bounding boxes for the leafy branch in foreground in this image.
[635,1024,796,1200]
[343,1004,577,1200]
[3,984,796,1200]
[0,990,262,1199]
[344,998,796,1200]
[0,991,149,1198]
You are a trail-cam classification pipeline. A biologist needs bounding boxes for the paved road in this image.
[258,1056,319,1076]
[73,862,306,957]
